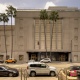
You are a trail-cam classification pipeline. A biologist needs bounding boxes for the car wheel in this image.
[50,71,55,77]
[67,72,70,76]
[9,73,13,77]
[14,61,16,63]
[5,61,8,64]
[1,62,3,63]
[30,71,36,77]
[12,61,15,63]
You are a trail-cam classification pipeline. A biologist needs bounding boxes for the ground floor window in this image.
[0,55,4,60]
[6,55,10,59]
[19,55,24,61]
[41,53,45,59]
[74,55,78,62]
[28,52,69,61]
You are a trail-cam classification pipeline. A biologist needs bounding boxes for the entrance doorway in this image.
[28,52,70,61]
[59,54,67,61]
[28,52,38,61]
[52,52,69,61]
[31,54,36,60]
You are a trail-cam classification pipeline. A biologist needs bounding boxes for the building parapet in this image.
[48,6,79,11]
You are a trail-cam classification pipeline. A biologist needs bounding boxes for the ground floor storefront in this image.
[0,51,80,63]
[27,52,70,62]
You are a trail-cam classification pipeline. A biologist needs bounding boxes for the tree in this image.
[0,13,9,59]
[6,5,17,58]
[40,9,48,58]
[49,11,59,60]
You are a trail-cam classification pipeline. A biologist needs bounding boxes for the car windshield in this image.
[72,66,80,70]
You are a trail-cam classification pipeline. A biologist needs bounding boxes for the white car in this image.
[40,58,51,63]
[28,60,35,63]
[27,62,57,77]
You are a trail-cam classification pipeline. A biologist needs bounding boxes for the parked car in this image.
[5,58,17,63]
[0,65,19,77]
[63,65,80,77]
[28,59,35,63]
[40,58,51,63]
[27,62,57,77]
[0,60,4,63]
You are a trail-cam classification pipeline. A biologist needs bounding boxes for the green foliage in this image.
[6,5,17,17]
[40,9,48,20]
[40,10,59,21]
[49,11,59,22]
[0,13,9,23]
[6,5,17,58]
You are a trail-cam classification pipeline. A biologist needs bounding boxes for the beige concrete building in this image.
[0,6,80,63]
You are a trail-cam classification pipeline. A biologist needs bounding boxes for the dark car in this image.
[0,65,19,77]
[0,60,4,63]
[64,65,80,77]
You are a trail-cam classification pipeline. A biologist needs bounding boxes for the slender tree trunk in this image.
[3,22,7,60]
[44,20,47,58]
[39,20,41,60]
[50,21,54,60]
[39,20,41,49]
[11,15,13,58]
[50,21,52,59]
[55,21,57,49]
[34,19,35,49]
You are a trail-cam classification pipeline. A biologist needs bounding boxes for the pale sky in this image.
[0,0,80,25]
[0,0,80,13]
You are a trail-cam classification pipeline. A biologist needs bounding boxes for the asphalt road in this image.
[0,62,80,80]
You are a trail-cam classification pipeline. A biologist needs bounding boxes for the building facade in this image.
[0,6,80,63]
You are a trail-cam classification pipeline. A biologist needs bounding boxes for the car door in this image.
[0,67,8,76]
[77,66,80,75]
[36,64,49,75]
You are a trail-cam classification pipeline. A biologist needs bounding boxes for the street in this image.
[0,62,80,80]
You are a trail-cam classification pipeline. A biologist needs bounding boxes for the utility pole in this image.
[70,40,72,62]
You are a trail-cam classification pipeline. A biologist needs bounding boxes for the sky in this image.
[0,0,80,13]
[0,0,80,25]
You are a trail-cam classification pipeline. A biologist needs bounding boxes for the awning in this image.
[27,49,71,53]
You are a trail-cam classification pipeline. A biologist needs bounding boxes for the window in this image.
[74,45,78,50]
[30,64,35,67]
[30,64,40,67]
[7,45,10,51]
[0,55,4,60]
[0,36,1,40]
[74,28,78,32]
[40,64,46,68]
[72,66,80,70]
[19,45,24,50]
[19,55,24,61]
[74,55,78,61]
[74,36,78,40]
[19,18,23,30]
[0,67,4,70]
[19,27,23,29]
[6,55,10,60]
[0,45,1,51]
[19,36,23,38]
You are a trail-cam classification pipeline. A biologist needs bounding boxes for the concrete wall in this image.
[0,7,80,63]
